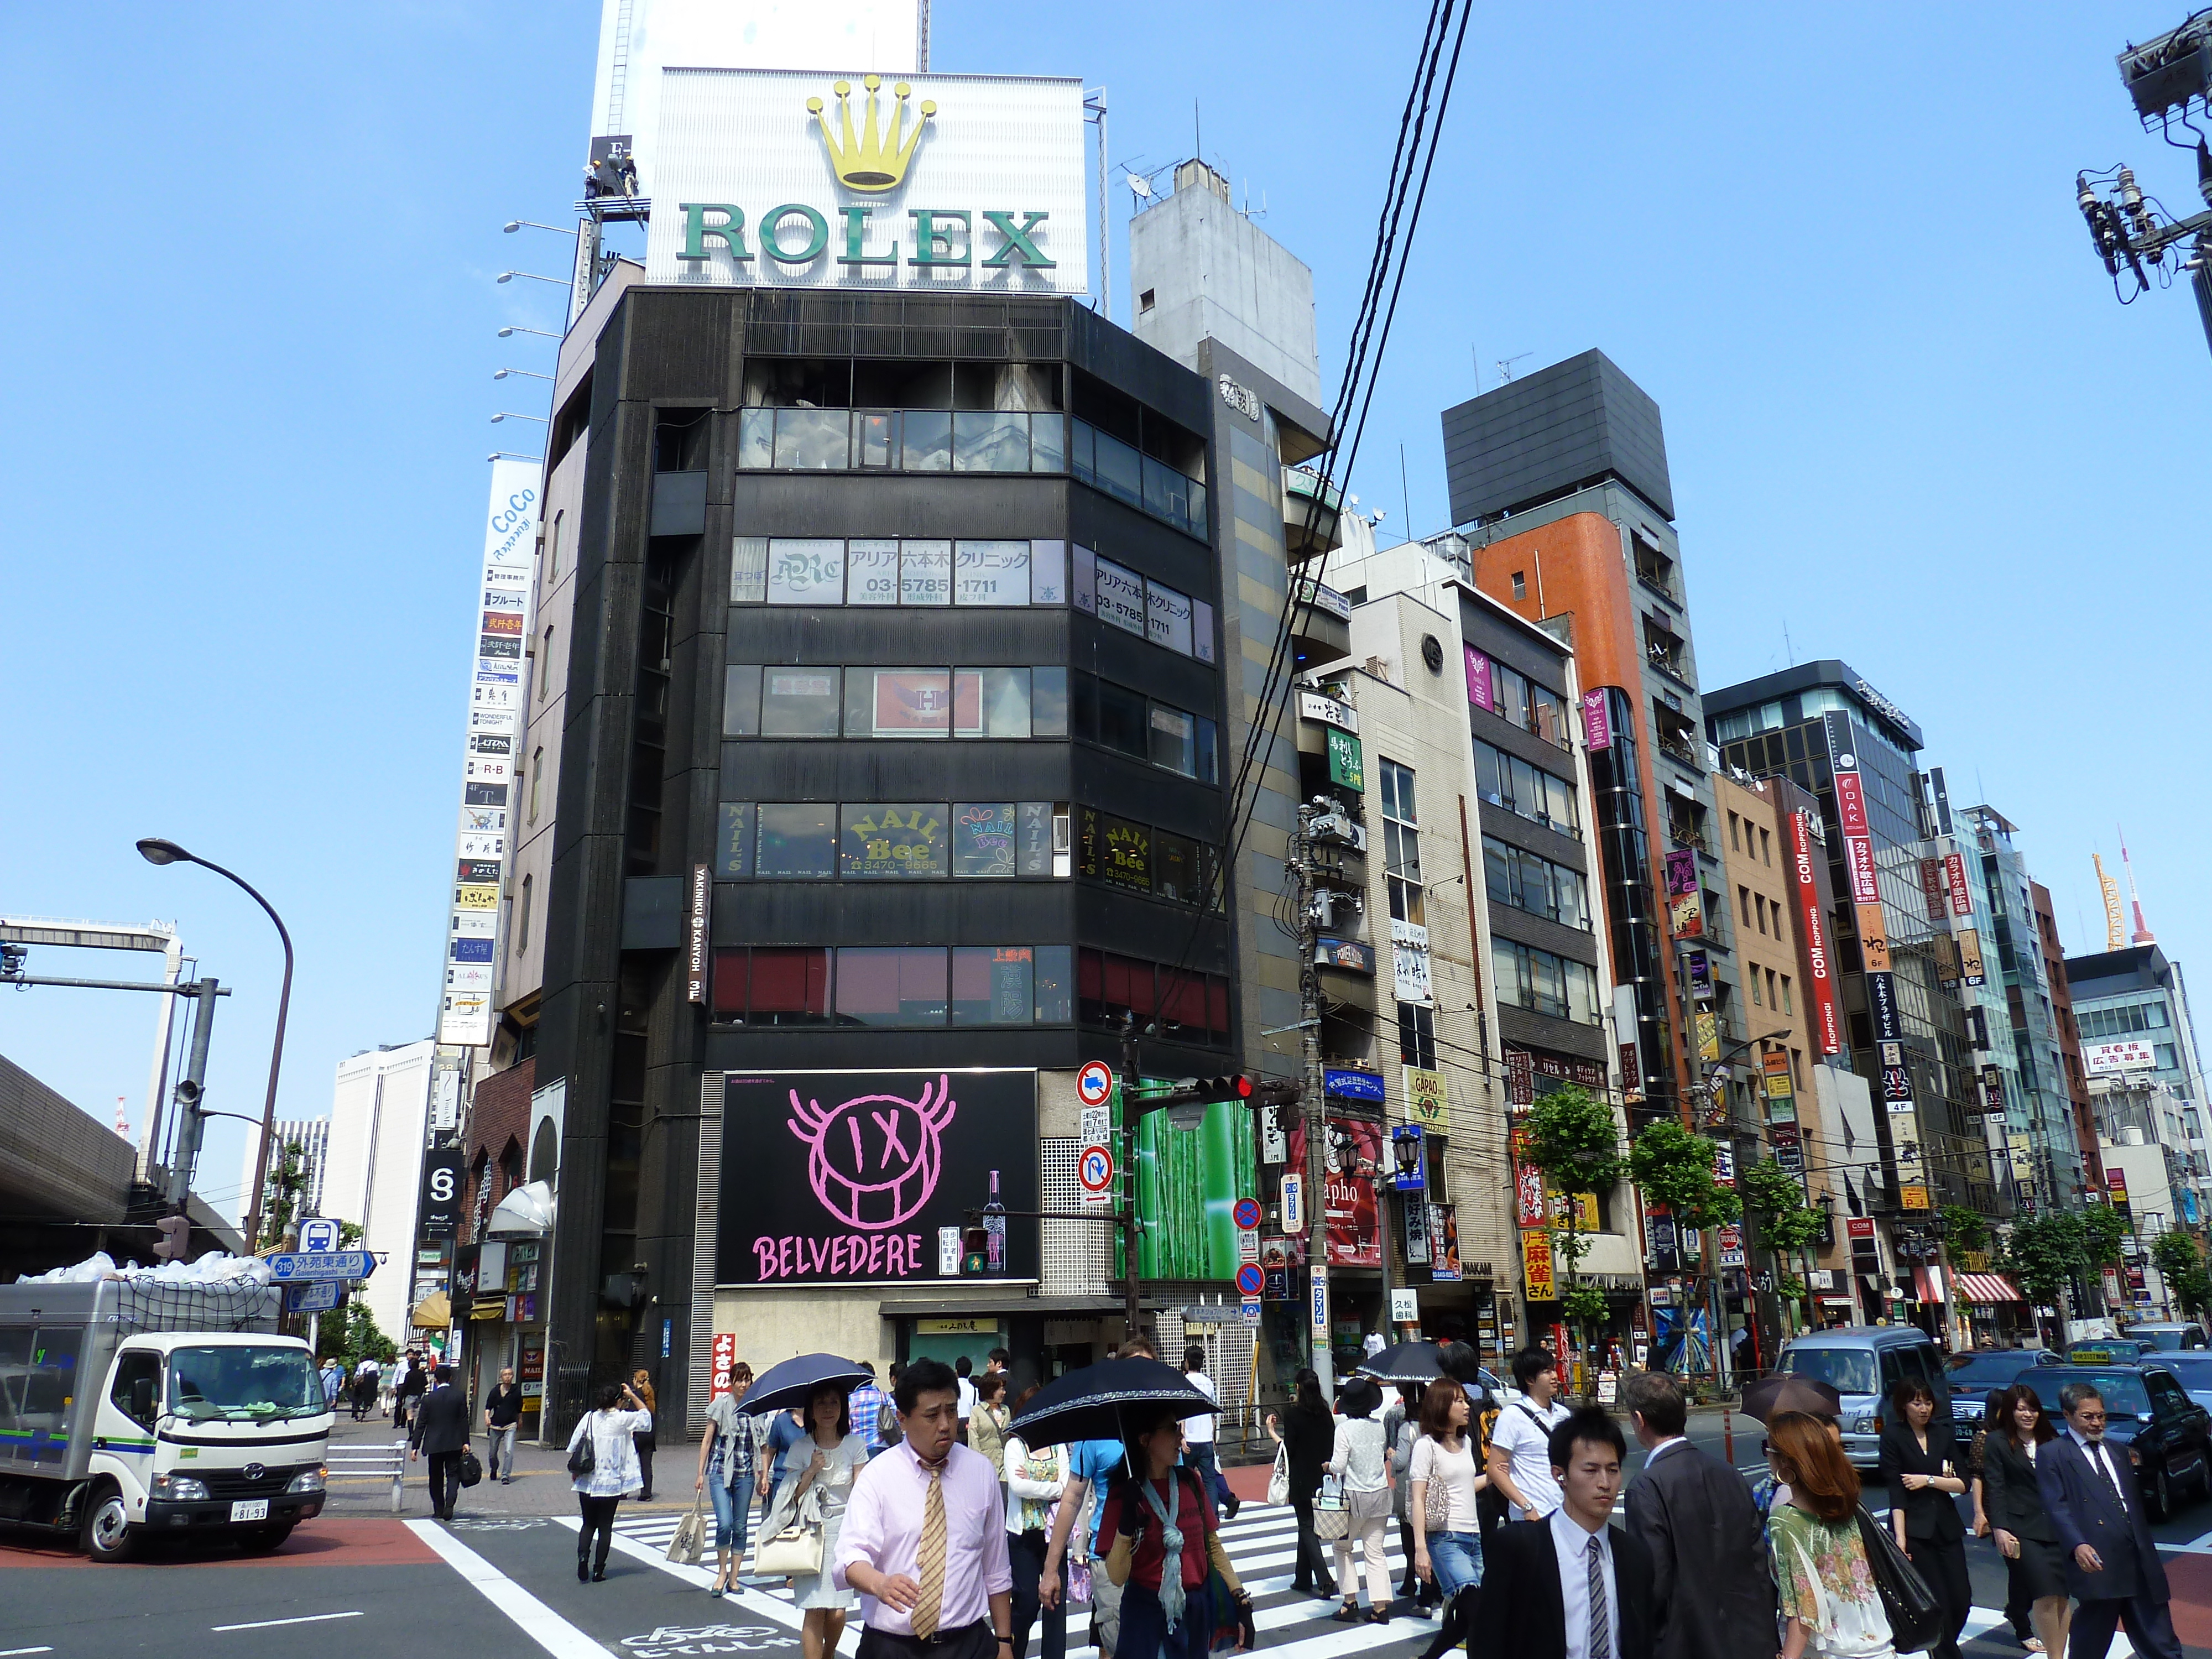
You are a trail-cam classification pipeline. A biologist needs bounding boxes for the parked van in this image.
[1773,1324,1952,1469]
[0,1276,328,1560]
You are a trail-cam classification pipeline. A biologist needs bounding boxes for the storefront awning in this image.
[1953,1272,2025,1305]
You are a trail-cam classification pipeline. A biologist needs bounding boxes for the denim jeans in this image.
[1182,1443,1231,1519]
[707,1474,755,1552]
[1427,1530,1484,1598]
[486,1424,517,1479]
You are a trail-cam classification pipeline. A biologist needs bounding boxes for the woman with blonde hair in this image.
[1765,1410,1895,1658]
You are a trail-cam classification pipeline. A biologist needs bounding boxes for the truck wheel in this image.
[82,1484,139,1563]
[238,1522,295,1554]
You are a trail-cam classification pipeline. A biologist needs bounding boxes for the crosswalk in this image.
[596,1501,2143,1659]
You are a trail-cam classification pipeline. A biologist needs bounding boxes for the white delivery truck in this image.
[0,1275,329,1559]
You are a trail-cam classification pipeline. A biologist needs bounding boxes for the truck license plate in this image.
[230,1499,270,1522]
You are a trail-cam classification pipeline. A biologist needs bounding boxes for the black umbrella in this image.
[1008,1357,1216,1448]
[745,1352,872,1416]
[1356,1340,1444,1383]
[1740,1374,1843,1425]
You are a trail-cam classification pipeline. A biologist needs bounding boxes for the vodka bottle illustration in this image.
[984,1168,1007,1275]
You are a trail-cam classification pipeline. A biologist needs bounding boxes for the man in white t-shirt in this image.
[1486,1348,1572,1520]
[1178,1344,1239,1519]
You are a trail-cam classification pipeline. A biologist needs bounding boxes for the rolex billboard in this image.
[645,69,1089,296]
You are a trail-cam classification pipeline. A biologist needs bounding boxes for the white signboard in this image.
[1391,920,1433,1006]
[1389,1288,1419,1324]
[2087,1039,2159,1074]
[439,459,538,1047]
[646,68,1088,296]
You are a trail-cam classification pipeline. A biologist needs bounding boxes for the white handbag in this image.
[1267,1444,1289,1506]
[754,1484,825,1576]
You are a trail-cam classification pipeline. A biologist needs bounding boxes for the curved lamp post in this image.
[138,838,294,1251]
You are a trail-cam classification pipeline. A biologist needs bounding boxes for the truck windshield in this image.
[1777,1347,1878,1398]
[167,1345,322,1422]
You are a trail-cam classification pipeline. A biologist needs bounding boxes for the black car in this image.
[2017,1363,2212,1520]
[1942,1347,2060,1426]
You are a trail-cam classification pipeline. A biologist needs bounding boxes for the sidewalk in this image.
[320,1411,709,1521]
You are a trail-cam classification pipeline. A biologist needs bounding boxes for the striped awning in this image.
[1953,1272,2025,1305]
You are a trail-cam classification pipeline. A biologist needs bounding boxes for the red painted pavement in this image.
[0,1517,436,1568]
[1225,1462,1274,1503]
[2167,1555,2212,1648]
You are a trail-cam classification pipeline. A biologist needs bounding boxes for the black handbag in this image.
[459,1447,483,1488]
[567,1423,597,1478]
[1855,1504,1942,1653]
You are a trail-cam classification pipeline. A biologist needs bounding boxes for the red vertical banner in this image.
[711,1332,737,1396]
[1790,810,1844,1055]
[1945,851,1974,918]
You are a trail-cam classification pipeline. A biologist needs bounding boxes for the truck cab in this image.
[0,1278,330,1559]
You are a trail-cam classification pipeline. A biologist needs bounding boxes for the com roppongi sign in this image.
[644,68,1089,294]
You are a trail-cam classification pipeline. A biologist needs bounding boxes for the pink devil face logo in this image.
[786,1074,957,1231]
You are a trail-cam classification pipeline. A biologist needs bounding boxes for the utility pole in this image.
[1293,800,1334,1396]
[165,978,221,1209]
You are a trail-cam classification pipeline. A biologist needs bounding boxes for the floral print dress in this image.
[1768,1503,1896,1658]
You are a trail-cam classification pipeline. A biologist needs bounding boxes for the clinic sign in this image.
[647,69,1088,295]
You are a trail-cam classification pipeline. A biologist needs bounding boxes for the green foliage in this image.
[1561,1281,1610,1324]
[2000,1212,2086,1308]
[255,1138,311,1253]
[2081,1203,2131,1270]
[1629,1119,1741,1230]
[2151,1231,2212,1320]
[1940,1204,1990,1255]
[1741,1159,1823,1254]
[318,1298,398,1367]
[1521,1086,1625,1197]
[1775,1274,1807,1301]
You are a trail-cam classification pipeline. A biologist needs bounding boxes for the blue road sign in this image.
[267,1250,375,1282]
[285,1280,340,1313]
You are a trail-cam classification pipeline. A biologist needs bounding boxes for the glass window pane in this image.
[774,408,849,470]
[737,408,774,469]
[1071,543,1097,615]
[846,538,901,605]
[1141,455,1172,518]
[1483,838,1512,906]
[1068,418,1095,483]
[1030,540,1067,605]
[1191,598,1216,664]
[1094,556,1147,636]
[1158,967,1208,1040]
[978,667,1029,737]
[1149,703,1197,776]
[1154,832,1197,904]
[839,802,950,879]
[1095,431,1143,507]
[1031,666,1068,737]
[836,947,947,1026]
[724,665,762,735]
[759,666,841,736]
[767,539,845,606]
[854,409,896,468]
[1146,581,1194,655]
[954,409,1029,472]
[952,802,1017,877]
[754,803,837,878]
[1098,681,1148,758]
[745,947,833,1025]
[846,669,951,738]
[1030,411,1066,473]
[1034,945,1073,1022]
[1185,479,1207,538]
[1498,666,1531,731]
[716,802,752,879]
[711,949,748,1018]
[1493,938,1523,1006]
[954,539,1031,606]
[953,946,1034,1025]
[1018,802,1056,875]
[900,539,951,605]
[1197,716,1218,784]
[731,536,768,603]
[902,408,952,471]
[1097,813,1152,891]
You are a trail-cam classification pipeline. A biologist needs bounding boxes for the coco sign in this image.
[718,1069,1040,1287]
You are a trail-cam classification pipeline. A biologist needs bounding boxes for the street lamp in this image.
[499,325,560,341]
[493,368,552,382]
[505,220,578,238]
[487,451,543,463]
[496,270,566,287]
[137,839,293,1253]
[490,411,548,424]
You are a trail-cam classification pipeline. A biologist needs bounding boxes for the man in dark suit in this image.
[409,1364,472,1521]
[2036,1381,2184,1659]
[1620,1371,1776,1659]
[1468,1406,1652,1659]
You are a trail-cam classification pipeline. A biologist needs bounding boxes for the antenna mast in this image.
[2119,827,2156,945]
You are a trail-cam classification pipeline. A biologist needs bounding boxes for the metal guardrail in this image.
[326,1436,409,1513]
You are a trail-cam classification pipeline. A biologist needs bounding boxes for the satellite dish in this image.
[1125,171,1154,199]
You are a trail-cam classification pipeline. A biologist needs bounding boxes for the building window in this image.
[1482,835,1593,930]
[1399,1001,1436,1070]
[1472,740,1578,832]
[754,804,839,878]
[1781,975,1793,1015]
[1511,572,1527,599]
[1766,967,1778,1008]
[1077,950,1231,1044]
[1729,811,1741,853]
[516,874,531,951]
[528,747,543,824]
[547,510,562,580]
[1465,650,1569,748]
[1738,885,1751,926]
[834,948,950,1027]
[539,627,556,700]
[1379,759,1423,925]
[1750,969,1763,1008]
[1491,938,1603,1025]
[1760,826,1772,865]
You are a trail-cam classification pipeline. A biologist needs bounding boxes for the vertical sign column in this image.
[440,458,540,1046]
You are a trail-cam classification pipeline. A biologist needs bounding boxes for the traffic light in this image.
[961,1217,990,1275]
[152,1214,190,1263]
[1134,1074,1255,1131]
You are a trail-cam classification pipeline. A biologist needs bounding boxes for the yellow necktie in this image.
[912,1463,947,1638]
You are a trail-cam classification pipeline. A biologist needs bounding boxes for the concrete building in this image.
[236,1117,332,1235]
[2067,945,2211,1229]
[2099,1115,2188,1314]
[320,1040,437,1343]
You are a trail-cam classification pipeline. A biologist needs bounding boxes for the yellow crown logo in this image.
[807,75,935,192]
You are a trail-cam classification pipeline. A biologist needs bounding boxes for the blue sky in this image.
[5,4,2205,1222]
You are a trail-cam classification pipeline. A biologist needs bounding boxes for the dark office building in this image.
[525,286,1292,1429]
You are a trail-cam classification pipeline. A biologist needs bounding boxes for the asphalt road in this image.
[3,1410,2210,1658]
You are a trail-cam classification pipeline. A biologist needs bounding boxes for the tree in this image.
[255,1138,311,1253]
[2000,1213,2088,1339]
[1742,1160,1822,1333]
[2151,1230,2211,1321]
[319,1297,398,1369]
[1939,1204,1990,1256]
[2081,1203,2131,1274]
[1629,1120,1741,1378]
[1520,1087,1625,1397]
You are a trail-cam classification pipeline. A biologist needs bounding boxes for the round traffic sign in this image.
[1234,1263,1265,1297]
[1077,1061,1115,1107]
[1078,1145,1117,1193]
[1232,1197,1262,1231]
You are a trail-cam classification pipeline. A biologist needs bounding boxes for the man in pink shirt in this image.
[836,1357,1015,1659]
